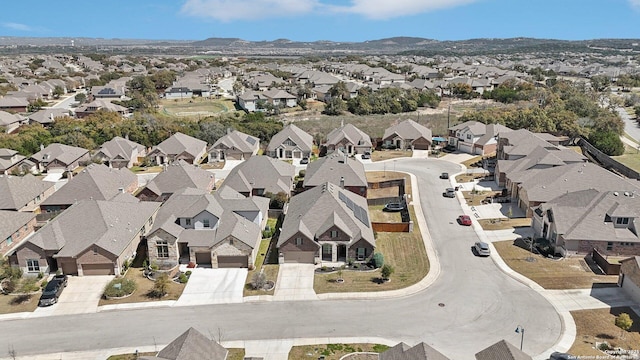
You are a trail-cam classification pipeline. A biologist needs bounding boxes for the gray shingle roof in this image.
[381,342,451,360]
[41,164,137,206]
[209,130,259,154]
[96,136,145,162]
[0,174,54,210]
[278,182,374,248]
[154,327,228,360]
[303,151,367,189]
[267,124,313,153]
[22,198,159,257]
[27,108,70,125]
[221,156,295,195]
[30,143,89,167]
[383,119,432,141]
[143,161,214,198]
[325,123,372,148]
[151,132,207,159]
[475,340,532,360]
[0,210,35,243]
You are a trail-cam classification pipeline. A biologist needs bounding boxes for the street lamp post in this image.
[515,325,525,351]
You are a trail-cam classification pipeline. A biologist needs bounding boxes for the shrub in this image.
[381,264,394,280]
[251,272,266,290]
[178,273,188,284]
[1,278,16,294]
[298,170,306,178]
[372,253,384,268]
[148,273,170,298]
[37,272,44,280]
[40,280,48,290]
[185,271,192,276]
[18,278,39,293]
[598,342,611,351]
[103,278,136,298]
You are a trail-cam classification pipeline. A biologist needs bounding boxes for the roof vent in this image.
[613,191,619,196]
[624,191,630,197]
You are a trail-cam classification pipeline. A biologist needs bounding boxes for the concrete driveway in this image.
[174,268,246,306]
[274,264,316,301]
[34,275,113,317]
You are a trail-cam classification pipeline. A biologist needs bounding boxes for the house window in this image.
[331,230,338,238]
[26,259,39,272]
[229,239,234,245]
[466,134,472,140]
[5,236,12,245]
[36,195,41,202]
[356,247,366,260]
[616,217,629,225]
[157,240,169,258]
[202,219,210,228]
[295,237,303,246]
[93,246,98,254]
[607,242,613,251]
[185,218,191,226]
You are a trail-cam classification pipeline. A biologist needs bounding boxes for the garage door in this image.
[195,252,212,266]
[217,255,248,268]
[284,251,315,263]
[60,261,78,276]
[82,263,114,276]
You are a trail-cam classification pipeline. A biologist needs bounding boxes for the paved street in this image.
[0,158,563,360]
[619,106,640,143]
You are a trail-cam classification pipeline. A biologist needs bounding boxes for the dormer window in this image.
[616,217,630,225]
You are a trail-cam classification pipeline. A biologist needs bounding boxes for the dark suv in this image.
[38,277,66,307]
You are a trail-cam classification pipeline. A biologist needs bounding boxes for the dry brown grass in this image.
[461,155,484,168]
[98,267,186,306]
[455,173,486,183]
[568,307,640,356]
[0,293,39,314]
[369,205,402,222]
[371,150,412,162]
[365,171,412,195]
[461,190,502,206]
[288,343,389,360]
[200,162,225,170]
[244,239,279,297]
[108,349,245,360]
[314,207,428,293]
[493,241,618,289]
[477,218,531,230]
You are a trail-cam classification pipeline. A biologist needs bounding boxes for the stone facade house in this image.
[146,187,268,269]
[0,173,55,212]
[148,132,207,165]
[383,120,432,150]
[93,136,147,169]
[303,151,368,197]
[447,121,512,155]
[10,197,160,276]
[278,182,374,264]
[266,124,313,160]
[136,161,215,202]
[207,130,260,162]
[29,143,90,174]
[325,123,372,155]
[0,211,37,256]
[220,155,296,197]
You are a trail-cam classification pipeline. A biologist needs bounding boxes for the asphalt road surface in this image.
[0,158,561,360]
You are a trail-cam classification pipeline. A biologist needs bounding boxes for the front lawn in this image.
[108,348,245,360]
[568,307,640,357]
[288,343,389,360]
[314,207,428,293]
[371,150,412,162]
[244,238,279,297]
[461,190,502,206]
[492,241,618,289]
[0,292,39,314]
[368,204,402,223]
[130,165,163,173]
[477,218,531,230]
[98,267,186,306]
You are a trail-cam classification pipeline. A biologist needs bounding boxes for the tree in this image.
[372,253,384,268]
[322,97,346,116]
[149,273,170,298]
[615,312,633,339]
[52,86,65,99]
[74,93,87,104]
[588,130,624,156]
[251,272,266,290]
[590,75,611,92]
[328,81,349,100]
[380,264,394,281]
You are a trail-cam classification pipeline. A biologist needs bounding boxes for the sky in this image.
[2,0,640,42]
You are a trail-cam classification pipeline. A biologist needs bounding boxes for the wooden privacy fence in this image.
[372,222,411,232]
[591,248,622,275]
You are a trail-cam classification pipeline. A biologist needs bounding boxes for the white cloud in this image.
[330,0,478,19]
[181,0,477,21]
[181,0,319,21]
[630,0,640,8]
[3,22,34,31]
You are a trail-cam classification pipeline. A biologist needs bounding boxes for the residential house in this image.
[0,97,29,113]
[93,136,147,169]
[148,132,207,165]
[475,339,532,360]
[237,90,265,112]
[497,129,564,161]
[325,123,372,155]
[0,110,28,133]
[0,174,55,212]
[27,108,70,126]
[619,256,640,305]
[533,189,640,256]
[383,120,432,150]
[139,327,228,360]
[448,121,512,155]
[380,342,451,360]
[208,130,260,162]
[266,124,313,160]
[39,164,137,213]
[515,162,639,217]
[90,86,126,100]
[0,211,37,256]
[29,143,90,173]
[0,149,26,175]
[304,151,368,197]
[75,99,129,118]
[277,182,375,264]
[262,89,297,108]
[136,161,215,202]
[220,155,296,197]
[146,187,268,269]
[9,197,160,276]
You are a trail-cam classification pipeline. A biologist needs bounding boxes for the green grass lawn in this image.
[98,267,186,306]
[288,343,389,360]
[244,238,279,296]
[160,98,237,117]
[612,144,640,172]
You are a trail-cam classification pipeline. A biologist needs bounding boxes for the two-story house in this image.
[448,121,512,155]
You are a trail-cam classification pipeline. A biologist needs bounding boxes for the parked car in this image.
[53,274,68,287]
[440,172,449,179]
[473,242,491,256]
[39,278,66,307]
[443,188,456,198]
[361,152,371,160]
[383,202,405,212]
[457,215,472,226]
[300,157,309,164]
[549,352,577,360]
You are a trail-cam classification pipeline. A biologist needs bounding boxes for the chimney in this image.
[118,187,124,194]
[340,176,345,189]
[40,144,45,151]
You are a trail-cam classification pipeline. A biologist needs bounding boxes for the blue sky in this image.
[2,0,640,42]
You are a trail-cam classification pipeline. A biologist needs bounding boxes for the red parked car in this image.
[457,215,472,226]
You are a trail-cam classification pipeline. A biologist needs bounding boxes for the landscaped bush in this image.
[17,278,39,293]
[103,278,136,298]
[372,253,384,268]
[148,273,170,298]
[178,273,188,284]
[251,272,266,290]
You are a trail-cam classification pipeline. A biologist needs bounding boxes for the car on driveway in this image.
[300,157,309,164]
[361,152,371,160]
[457,215,472,226]
[383,202,405,212]
[53,274,68,287]
[39,277,66,306]
[473,242,491,256]
[440,172,449,179]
